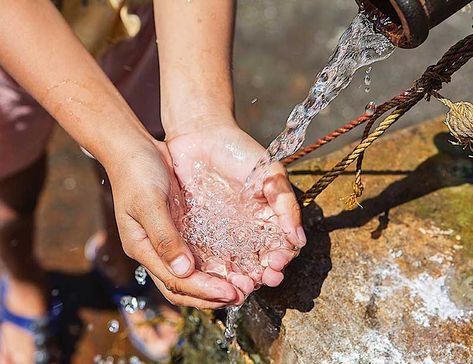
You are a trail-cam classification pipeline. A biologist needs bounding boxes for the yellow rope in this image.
[301,105,414,207]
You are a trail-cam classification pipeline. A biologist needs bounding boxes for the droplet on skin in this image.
[15,121,27,131]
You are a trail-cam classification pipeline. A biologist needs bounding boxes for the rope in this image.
[281,33,473,207]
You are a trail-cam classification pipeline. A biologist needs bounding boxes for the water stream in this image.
[223,12,395,356]
[242,12,395,196]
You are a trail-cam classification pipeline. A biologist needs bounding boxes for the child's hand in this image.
[166,120,306,295]
[106,139,244,308]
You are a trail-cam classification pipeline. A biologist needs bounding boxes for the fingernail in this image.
[170,255,191,276]
[296,226,307,245]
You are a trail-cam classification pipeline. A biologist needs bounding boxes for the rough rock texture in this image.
[182,116,473,364]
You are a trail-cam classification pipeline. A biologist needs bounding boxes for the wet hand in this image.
[105,139,244,308]
[166,121,305,294]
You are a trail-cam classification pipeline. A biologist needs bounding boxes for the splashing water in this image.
[134,265,147,286]
[172,162,291,287]
[171,12,395,355]
[243,13,394,195]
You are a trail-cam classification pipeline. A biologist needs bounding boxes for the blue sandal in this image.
[0,277,63,364]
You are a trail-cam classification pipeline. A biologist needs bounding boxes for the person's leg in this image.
[0,155,49,364]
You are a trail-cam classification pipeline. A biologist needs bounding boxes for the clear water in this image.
[243,13,395,196]
[172,12,395,357]
[172,163,289,287]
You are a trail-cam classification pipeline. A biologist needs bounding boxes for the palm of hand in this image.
[167,124,303,295]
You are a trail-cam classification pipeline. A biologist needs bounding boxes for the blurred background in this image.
[234,0,473,155]
[10,0,473,362]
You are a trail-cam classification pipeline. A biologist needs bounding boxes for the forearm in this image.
[0,0,153,170]
[154,0,236,137]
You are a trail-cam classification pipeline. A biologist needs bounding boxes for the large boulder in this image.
[182,116,473,364]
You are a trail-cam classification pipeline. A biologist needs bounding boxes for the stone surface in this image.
[183,116,473,364]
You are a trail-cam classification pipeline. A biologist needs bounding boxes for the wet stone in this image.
[181,117,473,363]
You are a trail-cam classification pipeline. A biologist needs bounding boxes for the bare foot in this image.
[0,280,48,364]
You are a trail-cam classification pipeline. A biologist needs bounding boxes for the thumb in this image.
[139,197,195,278]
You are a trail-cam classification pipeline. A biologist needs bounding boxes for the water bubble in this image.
[120,296,138,314]
[63,177,77,190]
[15,121,27,132]
[51,289,59,297]
[129,356,142,364]
[135,265,147,285]
[365,101,376,116]
[107,319,120,333]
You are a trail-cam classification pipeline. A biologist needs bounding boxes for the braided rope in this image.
[283,33,473,206]
[301,102,418,206]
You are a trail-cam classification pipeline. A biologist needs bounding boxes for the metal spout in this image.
[356,0,472,48]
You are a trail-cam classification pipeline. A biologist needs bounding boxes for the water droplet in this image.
[15,121,27,131]
[101,179,105,185]
[364,86,371,93]
[251,98,258,104]
[461,4,472,13]
[63,177,77,190]
[120,296,138,314]
[135,265,147,285]
[365,101,376,115]
[107,319,119,333]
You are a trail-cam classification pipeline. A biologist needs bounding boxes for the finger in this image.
[151,274,245,309]
[263,166,306,247]
[262,249,294,271]
[227,272,255,296]
[137,196,195,278]
[120,216,240,303]
[262,267,284,287]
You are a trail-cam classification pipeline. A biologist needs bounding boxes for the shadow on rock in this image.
[238,188,332,357]
[324,132,473,232]
[238,132,473,358]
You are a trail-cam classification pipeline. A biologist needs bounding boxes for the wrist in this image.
[162,101,236,139]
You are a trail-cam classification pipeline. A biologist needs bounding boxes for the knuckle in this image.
[121,242,136,259]
[163,278,185,295]
[155,233,176,258]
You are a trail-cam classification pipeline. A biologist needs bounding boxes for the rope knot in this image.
[417,66,452,100]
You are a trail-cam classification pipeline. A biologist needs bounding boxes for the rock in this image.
[181,116,473,363]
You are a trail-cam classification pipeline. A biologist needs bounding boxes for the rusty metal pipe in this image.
[356,0,472,48]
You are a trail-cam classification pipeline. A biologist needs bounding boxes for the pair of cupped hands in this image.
[106,118,305,309]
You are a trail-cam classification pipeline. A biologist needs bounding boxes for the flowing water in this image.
[173,12,396,359]
[243,12,395,196]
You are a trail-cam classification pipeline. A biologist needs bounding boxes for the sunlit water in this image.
[243,13,394,196]
[171,12,395,357]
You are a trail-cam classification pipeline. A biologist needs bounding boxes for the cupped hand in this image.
[166,119,306,295]
[105,139,244,309]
